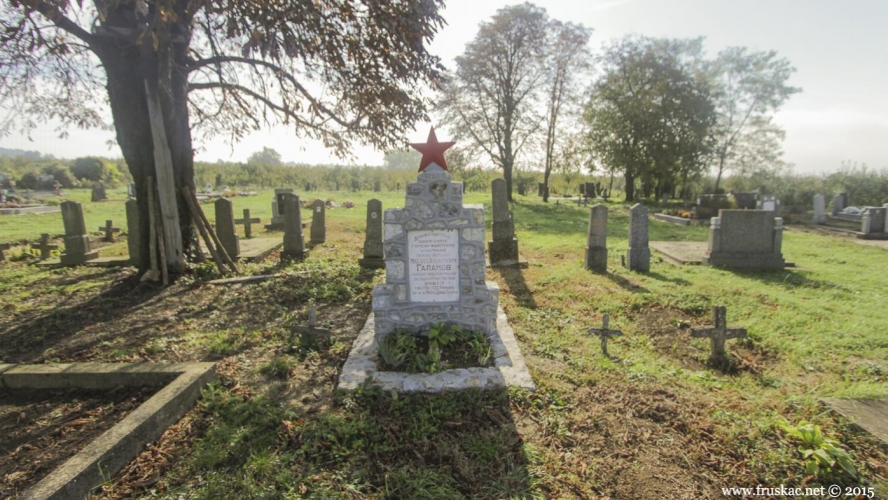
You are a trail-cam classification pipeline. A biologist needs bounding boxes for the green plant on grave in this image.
[780,420,857,479]
[427,322,457,351]
[467,331,493,366]
[378,330,418,369]
[415,345,443,374]
[260,356,296,380]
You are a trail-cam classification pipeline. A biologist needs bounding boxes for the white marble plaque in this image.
[408,229,459,302]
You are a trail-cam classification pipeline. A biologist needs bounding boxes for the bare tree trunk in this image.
[624,171,635,202]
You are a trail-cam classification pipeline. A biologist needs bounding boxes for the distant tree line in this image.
[435,2,802,203]
[0,155,129,190]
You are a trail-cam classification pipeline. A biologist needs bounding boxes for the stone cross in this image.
[308,307,317,328]
[214,198,240,259]
[0,242,10,261]
[813,194,826,224]
[627,203,650,272]
[359,199,385,268]
[60,200,98,266]
[235,209,261,239]
[98,220,121,242]
[691,306,747,364]
[35,233,59,260]
[281,193,305,260]
[587,314,623,357]
[125,199,142,267]
[310,199,326,244]
[585,204,608,273]
[489,178,519,266]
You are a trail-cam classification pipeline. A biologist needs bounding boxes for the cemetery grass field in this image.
[1,190,887,499]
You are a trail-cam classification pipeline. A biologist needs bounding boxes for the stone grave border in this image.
[0,362,216,500]
[651,213,710,227]
[338,305,534,393]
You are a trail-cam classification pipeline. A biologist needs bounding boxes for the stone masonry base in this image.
[338,305,535,393]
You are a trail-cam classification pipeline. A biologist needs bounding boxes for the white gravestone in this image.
[408,229,459,302]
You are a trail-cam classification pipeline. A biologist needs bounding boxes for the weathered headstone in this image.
[691,306,747,365]
[125,199,142,267]
[35,233,59,260]
[281,193,305,260]
[587,314,623,357]
[757,194,780,215]
[235,209,260,239]
[537,182,545,197]
[98,220,121,242]
[585,204,608,273]
[813,194,826,224]
[832,192,848,216]
[373,180,381,192]
[359,199,385,268]
[626,203,650,272]
[310,199,326,244]
[704,210,784,270]
[372,163,498,341]
[488,178,520,266]
[861,207,887,236]
[90,182,107,202]
[731,192,758,209]
[214,198,240,259]
[0,242,10,261]
[60,200,98,266]
[267,188,294,229]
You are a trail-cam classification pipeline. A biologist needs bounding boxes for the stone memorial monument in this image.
[35,233,59,260]
[125,199,142,267]
[704,209,784,270]
[861,207,887,237]
[488,178,520,267]
[310,199,326,244]
[266,188,294,229]
[626,203,650,272]
[359,199,385,268]
[372,128,499,341]
[584,204,608,273]
[281,193,305,260]
[214,198,240,259]
[60,200,98,266]
[832,192,848,216]
[98,220,121,242]
[813,194,826,224]
[234,209,260,239]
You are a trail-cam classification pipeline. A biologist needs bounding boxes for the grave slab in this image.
[650,241,708,266]
[338,305,534,393]
[822,398,888,446]
[1,362,216,500]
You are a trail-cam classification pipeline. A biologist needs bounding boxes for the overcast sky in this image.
[2,0,886,174]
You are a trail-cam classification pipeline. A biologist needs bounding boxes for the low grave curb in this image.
[0,362,216,500]
[338,306,535,393]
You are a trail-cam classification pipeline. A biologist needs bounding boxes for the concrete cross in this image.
[235,208,261,238]
[587,314,623,357]
[0,242,10,261]
[98,219,121,242]
[691,306,747,364]
[35,233,59,260]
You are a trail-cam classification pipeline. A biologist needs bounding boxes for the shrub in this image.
[70,157,106,181]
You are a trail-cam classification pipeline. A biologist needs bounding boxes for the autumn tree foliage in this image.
[1,0,446,273]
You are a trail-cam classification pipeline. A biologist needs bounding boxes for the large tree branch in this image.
[29,0,95,47]
[187,54,358,129]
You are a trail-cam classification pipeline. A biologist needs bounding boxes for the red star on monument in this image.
[410,126,456,172]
